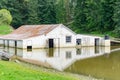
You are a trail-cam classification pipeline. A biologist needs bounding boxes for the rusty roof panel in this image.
[1,24,60,40]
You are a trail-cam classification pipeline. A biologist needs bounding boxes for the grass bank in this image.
[0,25,13,35]
[0,60,79,80]
[0,60,101,80]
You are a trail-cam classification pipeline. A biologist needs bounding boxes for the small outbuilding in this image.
[0,24,76,49]
[0,24,110,49]
[76,34,110,47]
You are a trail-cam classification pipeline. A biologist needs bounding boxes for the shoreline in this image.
[16,59,103,80]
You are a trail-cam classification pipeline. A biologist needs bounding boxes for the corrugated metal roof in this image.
[0,24,60,40]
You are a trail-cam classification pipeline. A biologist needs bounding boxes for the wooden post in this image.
[3,40,5,48]
[7,40,9,47]
[15,40,17,55]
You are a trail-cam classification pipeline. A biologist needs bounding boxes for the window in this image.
[66,36,71,43]
[76,39,81,45]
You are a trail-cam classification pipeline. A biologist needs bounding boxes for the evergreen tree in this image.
[86,0,103,33]
[38,0,56,24]
[55,0,67,24]
[100,0,115,33]
[55,0,76,26]
[113,0,120,37]
[27,0,40,24]
[0,0,28,28]
[65,0,76,26]
[0,0,118,37]
[43,0,56,24]
[73,0,87,33]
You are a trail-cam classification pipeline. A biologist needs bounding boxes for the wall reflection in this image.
[0,46,111,71]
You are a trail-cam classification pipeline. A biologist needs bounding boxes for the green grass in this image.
[0,61,79,80]
[0,25,13,35]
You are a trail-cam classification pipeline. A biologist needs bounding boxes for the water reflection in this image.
[2,46,120,80]
[5,46,120,80]
[0,46,111,71]
[65,47,120,80]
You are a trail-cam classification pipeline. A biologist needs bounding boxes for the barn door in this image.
[14,41,17,55]
[3,40,5,48]
[95,38,99,46]
[49,39,54,48]
[15,41,17,47]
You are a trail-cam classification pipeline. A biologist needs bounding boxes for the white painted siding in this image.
[22,25,76,48]
[0,24,110,48]
[9,40,15,47]
[1,40,23,48]
[4,40,8,46]
[101,40,110,47]
[76,34,102,46]
[46,25,76,47]
[23,35,46,48]
[17,40,23,48]
[0,39,4,45]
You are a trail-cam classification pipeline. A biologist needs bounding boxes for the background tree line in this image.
[0,0,120,37]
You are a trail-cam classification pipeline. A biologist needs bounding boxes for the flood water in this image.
[0,46,120,80]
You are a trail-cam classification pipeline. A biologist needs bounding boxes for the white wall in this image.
[4,40,8,46]
[76,34,103,46]
[0,39,4,45]
[101,40,110,47]
[23,35,46,48]
[0,39,23,48]
[46,24,76,47]
[9,40,15,47]
[22,24,76,49]
[17,40,23,48]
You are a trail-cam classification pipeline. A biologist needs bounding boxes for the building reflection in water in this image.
[0,46,111,71]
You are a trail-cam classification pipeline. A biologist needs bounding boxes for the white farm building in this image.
[0,24,110,49]
[76,34,110,47]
